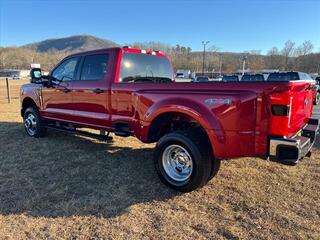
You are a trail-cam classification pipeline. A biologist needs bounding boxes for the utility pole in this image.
[219,53,223,76]
[242,55,247,75]
[202,41,210,75]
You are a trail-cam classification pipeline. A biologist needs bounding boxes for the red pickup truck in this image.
[20,47,319,192]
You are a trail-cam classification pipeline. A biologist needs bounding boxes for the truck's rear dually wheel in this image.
[162,144,194,184]
[154,128,218,192]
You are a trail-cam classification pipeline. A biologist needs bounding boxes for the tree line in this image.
[132,40,320,73]
[0,47,66,71]
[1,40,319,73]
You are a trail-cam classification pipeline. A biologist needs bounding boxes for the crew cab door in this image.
[41,56,80,122]
[70,52,112,128]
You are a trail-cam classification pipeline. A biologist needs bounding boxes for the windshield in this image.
[119,53,174,83]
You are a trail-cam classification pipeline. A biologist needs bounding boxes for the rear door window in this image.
[80,54,109,80]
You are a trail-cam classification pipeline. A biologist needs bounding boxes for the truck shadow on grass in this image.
[0,122,179,218]
[1,121,320,219]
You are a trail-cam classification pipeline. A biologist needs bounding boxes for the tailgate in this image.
[288,81,314,136]
[269,80,315,137]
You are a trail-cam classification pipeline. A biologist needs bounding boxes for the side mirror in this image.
[30,68,42,83]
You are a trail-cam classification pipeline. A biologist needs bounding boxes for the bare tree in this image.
[293,41,314,70]
[281,40,295,70]
[247,50,264,70]
[268,47,279,55]
[265,46,283,69]
[295,40,314,56]
[205,45,219,73]
[1,40,319,74]
[131,41,172,54]
[0,48,6,68]
[208,45,219,53]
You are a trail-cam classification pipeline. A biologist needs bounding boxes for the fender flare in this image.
[143,98,225,156]
[21,96,39,117]
[145,98,222,130]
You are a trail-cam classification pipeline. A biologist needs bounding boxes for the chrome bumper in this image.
[269,118,319,164]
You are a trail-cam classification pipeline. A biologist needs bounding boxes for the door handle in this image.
[63,88,71,93]
[92,88,104,94]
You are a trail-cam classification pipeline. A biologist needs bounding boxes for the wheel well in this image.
[147,112,210,144]
[21,98,37,116]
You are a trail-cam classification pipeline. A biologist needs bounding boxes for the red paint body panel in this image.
[268,81,314,137]
[20,47,315,160]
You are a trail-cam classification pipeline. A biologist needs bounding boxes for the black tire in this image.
[23,107,47,138]
[154,128,217,192]
[207,157,221,182]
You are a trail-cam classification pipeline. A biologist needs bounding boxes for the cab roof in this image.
[66,46,168,58]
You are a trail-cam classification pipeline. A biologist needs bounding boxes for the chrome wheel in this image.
[162,144,193,182]
[24,113,37,136]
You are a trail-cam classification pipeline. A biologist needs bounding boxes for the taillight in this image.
[271,105,290,116]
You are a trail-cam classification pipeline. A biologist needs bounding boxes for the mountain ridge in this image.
[23,35,118,53]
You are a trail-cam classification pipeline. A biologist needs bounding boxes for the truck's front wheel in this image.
[23,107,47,138]
[154,129,214,192]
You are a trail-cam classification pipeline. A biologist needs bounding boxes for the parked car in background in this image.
[194,76,210,82]
[315,76,320,85]
[176,69,194,82]
[20,48,318,192]
[313,77,320,105]
[266,71,312,81]
[222,75,239,82]
[176,72,184,78]
[266,72,320,105]
[176,69,192,79]
[241,74,265,81]
[216,75,223,81]
[12,75,20,80]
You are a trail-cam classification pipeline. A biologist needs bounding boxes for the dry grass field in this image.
[0,80,319,239]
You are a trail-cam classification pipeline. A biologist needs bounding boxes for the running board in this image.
[47,126,113,141]
[114,131,131,137]
[112,122,131,137]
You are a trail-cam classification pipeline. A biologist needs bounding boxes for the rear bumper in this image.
[269,118,319,164]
